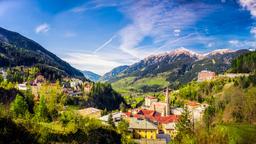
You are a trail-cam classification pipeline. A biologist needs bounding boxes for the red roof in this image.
[156,115,179,124]
[187,101,200,107]
[146,96,157,99]
[125,109,179,124]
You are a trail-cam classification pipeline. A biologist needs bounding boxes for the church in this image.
[126,88,179,140]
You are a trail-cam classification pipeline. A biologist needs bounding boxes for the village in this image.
[0,69,251,144]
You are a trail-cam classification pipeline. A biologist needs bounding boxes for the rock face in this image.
[0,27,84,77]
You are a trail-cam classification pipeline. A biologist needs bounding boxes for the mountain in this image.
[0,27,83,78]
[109,48,250,92]
[82,70,101,82]
[100,65,129,81]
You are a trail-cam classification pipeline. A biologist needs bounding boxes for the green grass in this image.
[215,124,256,144]
[112,75,169,93]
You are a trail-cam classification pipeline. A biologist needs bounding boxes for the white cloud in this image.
[228,39,256,49]
[250,27,256,37]
[35,23,49,34]
[71,6,87,13]
[174,29,181,36]
[62,52,135,75]
[117,1,213,58]
[239,0,256,17]
[229,40,240,45]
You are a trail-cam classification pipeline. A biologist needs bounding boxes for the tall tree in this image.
[10,94,28,117]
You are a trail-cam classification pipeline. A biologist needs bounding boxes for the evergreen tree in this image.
[119,102,127,112]
[174,106,194,143]
[34,95,49,121]
[108,113,115,128]
[10,94,28,117]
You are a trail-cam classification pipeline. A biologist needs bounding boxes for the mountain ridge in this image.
[81,70,101,82]
[0,27,84,78]
[108,48,250,92]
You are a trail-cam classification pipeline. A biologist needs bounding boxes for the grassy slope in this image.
[216,124,256,144]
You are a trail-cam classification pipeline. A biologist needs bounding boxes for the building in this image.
[129,118,158,139]
[0,69,7,81]
[84,83,92,93]
[31,75,45,101]
[99,112,126,125]
[18,83,28,91]
[171,108,184,115]
[145,96,158,107]
[77,107,102,118]
[185,101,208,121]
[149,88,170,116]
[127,87,180,140]
[197,70,216,82]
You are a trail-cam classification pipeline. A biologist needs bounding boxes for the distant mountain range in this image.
[105,48,250,92]
[81,70,101,82]
[0,27,84,78]
[100,65,129,81]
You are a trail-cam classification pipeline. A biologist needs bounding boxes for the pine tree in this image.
[10,94,28,117]
[34,95,49,121]
[108,113,115,128]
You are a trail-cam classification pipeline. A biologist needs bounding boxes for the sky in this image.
[0,0,256,75]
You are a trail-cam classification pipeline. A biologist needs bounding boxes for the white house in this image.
[18,83,28,91]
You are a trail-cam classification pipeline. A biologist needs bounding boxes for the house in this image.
[145,96,158,107]
[0,69,7,81]
[18,83,28,91]
[197,70,216,82]
[126,88,180,140]
[77,107,102,118]
[70,78,83,88]
[126,109,179,140]
[185,101,209,121]
[171,108,184,115]
[129,118,158,139]
[99,112,125,125]
[84,83,92,93]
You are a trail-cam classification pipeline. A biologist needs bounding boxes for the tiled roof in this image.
[155,115,179,124]
[186,101,200,107]
[145,96,157,99]
[129,118,158,130]
[125,109,178,124]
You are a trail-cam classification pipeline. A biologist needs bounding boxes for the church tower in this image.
[165,87,170,115]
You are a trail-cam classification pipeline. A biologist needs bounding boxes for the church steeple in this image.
[165,87,170,115]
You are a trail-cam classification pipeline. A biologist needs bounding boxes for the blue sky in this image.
[0,0,256,75]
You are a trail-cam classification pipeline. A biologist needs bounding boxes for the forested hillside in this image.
[0,27,83,78]
[170,51,256,143]
[110,49,249,95]
[231,50,256,73]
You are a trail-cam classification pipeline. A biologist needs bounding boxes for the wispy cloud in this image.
[35,23,49,34]
[117,1,214,58]
[62,51,135,75]
[64,31,77,38]
[250,27,256,37]
[228,39,256,49]
[93,34,116,53]
[239,0,256,17]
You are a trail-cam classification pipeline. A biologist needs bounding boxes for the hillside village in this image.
[0,64,254,144]
[0,67,253,144]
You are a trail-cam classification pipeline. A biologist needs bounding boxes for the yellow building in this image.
[162,122,177,138]
[129,118,158,139]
